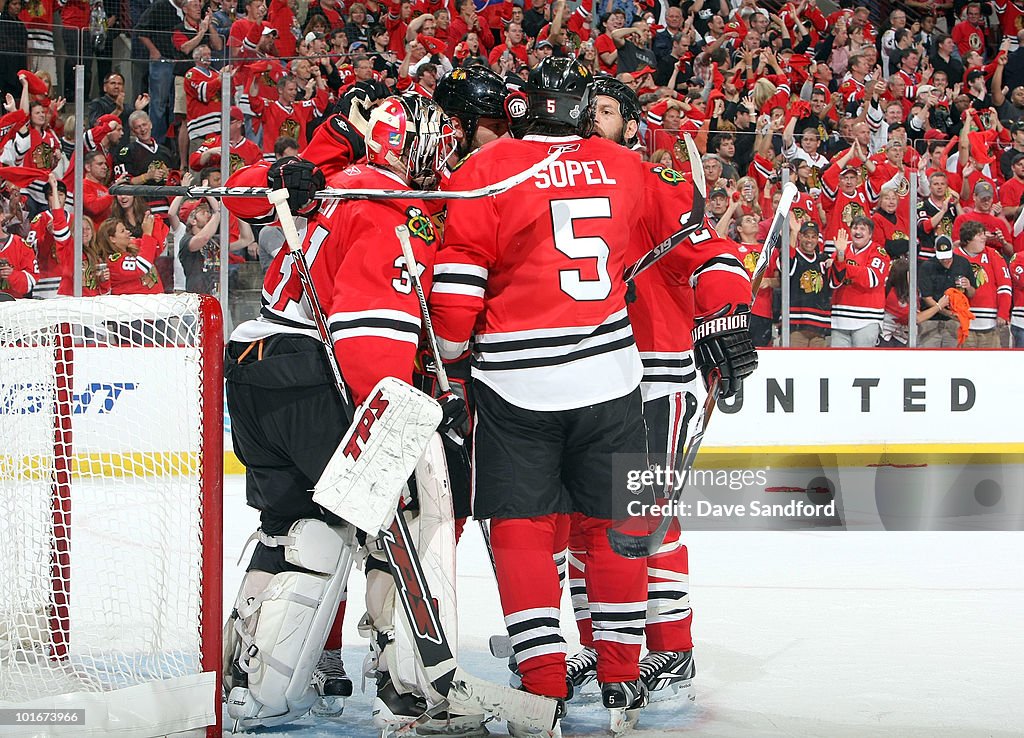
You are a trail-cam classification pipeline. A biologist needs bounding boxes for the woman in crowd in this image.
[112,193,151,238]
[94,215,164,295]
[881,256,951,347]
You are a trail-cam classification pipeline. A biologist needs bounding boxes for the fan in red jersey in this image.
[93,215,165,295]
[221,93,460,731]
[429,57,754,736]
[248,73,329,158]
[0,212,38,299]
[189,106,263,175]
[827,218,891,348]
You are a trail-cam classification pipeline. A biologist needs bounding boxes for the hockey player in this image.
[564,77,710,704]
[355,67,513,738]
[429,58,755,736]
[222,93,463,731]
[433,66,511,165]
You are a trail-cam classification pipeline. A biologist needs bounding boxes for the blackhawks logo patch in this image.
[800,269,824,294]
[279,118,300,141]
[742,250,760,274]
[972,262,988,287]
[405,207,436,245]
[652,166,686,186]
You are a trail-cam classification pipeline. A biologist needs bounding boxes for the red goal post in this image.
[0,294,223,737]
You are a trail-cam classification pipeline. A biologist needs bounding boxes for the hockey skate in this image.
[507,695,564,738]
[373,672,489,738]
[638,650,695,702]
[601,680,648,734]
[310,648,353,717]
[564,646,597,699]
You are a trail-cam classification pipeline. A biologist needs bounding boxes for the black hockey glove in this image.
[267,156,325,215]
[692,304,758,399]
[437,391,469,435]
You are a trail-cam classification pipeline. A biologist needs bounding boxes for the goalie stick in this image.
[396,222,504,639]
[608,182,800,559]
[109,148,562,201]
[268,192,559,732]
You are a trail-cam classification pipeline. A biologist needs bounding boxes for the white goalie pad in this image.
[224,520,356,730]
[393,432,459,702]
[363,433,459,703]
[313,377,442,535]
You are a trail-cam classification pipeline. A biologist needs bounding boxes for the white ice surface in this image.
[221,475,1024,737]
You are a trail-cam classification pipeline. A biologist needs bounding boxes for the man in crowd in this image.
[828,217,891,347]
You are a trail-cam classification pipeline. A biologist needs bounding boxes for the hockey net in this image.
[0,294,223,737]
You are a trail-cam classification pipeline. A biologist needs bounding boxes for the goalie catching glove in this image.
[692,305,758,399]
[268,156,325,215]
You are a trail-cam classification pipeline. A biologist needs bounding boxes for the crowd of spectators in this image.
[0,0,1021,348]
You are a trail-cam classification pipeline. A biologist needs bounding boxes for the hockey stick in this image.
[608,182,800,559]
[623,134,708,283]
[268,193,558,731]
[109,148,562,201]
[396,222,505,640]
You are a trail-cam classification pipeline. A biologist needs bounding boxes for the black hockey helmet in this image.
[434,67,509,156]
[590,75,642,148]
[524,56,594,135]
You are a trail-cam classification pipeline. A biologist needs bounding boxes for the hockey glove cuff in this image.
[268,156,325,215]
[692,304,758,399]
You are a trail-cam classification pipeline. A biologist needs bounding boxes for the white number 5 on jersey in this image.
[551,197,612,301]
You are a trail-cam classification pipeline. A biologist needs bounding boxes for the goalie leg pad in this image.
[224,519,356,729]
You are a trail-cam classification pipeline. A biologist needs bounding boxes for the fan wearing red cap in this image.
[189,107,263,174]
[820,141,873,256]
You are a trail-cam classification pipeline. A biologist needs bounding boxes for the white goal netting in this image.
[0,294,222,736]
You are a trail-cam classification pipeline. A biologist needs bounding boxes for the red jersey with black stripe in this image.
[959,245,1012,330]
[230,164,438,406]
[828,241,891,330]
[429,136,749,412]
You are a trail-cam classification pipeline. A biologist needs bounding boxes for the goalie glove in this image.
[692,304,758,399]
[268,156,325,215]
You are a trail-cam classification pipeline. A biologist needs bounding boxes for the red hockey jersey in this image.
[828,241,891,330]
[0,232,38,298]
[1010,251,1024,330]
[190,134,264,174]
[250,90,329,155]
[53,208,108,296]
[229,165,438,406]
[430,137,749,412]
[959,245,1012,330]
[26,207,69,297]
[183,66,223,141]
[821,162,872,252]
[106,236,165,295]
